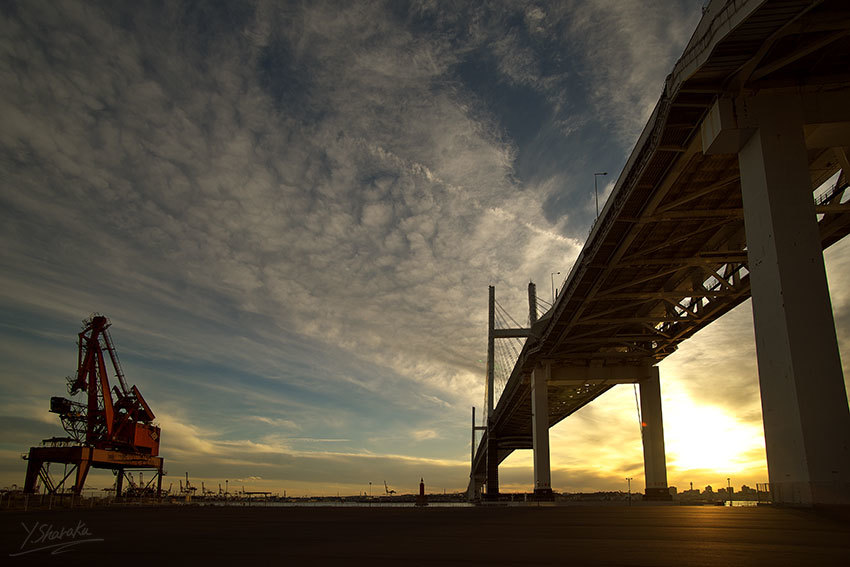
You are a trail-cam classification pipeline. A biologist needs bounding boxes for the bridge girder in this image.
[470,0,850,505]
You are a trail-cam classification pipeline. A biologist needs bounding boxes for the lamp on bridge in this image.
[594,172,608,218]
[550,271,561,304]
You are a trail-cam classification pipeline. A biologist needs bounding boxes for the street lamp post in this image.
[727,477,732,507]
[626,477,633,506]
[550,271,561,304]
[594,172,608,218]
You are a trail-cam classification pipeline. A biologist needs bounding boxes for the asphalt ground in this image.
[3,504,849,565]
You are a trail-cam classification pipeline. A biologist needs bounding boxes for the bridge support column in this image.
[468,478,482,501]
[532,362,553,499]
[485,431,499,499]
[640,367,670,500]
[738,94,850,506]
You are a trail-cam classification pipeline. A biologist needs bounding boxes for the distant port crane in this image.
[384,481,396,495]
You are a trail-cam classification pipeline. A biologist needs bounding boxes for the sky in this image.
[1,0,848,498]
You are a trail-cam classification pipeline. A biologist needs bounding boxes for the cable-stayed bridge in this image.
[469,0,850,506]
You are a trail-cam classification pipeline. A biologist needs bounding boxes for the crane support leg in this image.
[73,449,92,495]
[24,456,42,494]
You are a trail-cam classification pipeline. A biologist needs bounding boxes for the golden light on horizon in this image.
[664,395,766,475]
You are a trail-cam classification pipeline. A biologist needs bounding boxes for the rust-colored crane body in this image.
[24,315,164,496]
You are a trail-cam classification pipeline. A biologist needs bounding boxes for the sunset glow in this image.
[1,1,848,499]
[665,400,766,475]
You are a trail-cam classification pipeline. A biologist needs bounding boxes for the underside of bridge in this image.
[470,0,850,506]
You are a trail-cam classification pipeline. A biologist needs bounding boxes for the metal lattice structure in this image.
[24,315,164,496]
[471,0,850,501]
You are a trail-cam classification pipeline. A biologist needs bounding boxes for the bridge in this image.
[469,0,850,506]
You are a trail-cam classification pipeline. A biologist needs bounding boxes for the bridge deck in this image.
[473,0,850,478]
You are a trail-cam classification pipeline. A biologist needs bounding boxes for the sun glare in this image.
[664,399,765,474]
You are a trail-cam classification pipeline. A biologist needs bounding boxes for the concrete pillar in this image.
[487,286,495,418]
[485,286,498,499]
[467,478,482,501]
[738,94,850,506]
[469,407,478,501]
[528,282,538,325]
[640,367,670,500]
[471,406,476,473]
[532,362,553,498]
[485,432,499,499]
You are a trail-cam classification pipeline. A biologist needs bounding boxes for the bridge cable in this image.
[502,341,518,379]
[633,384,643,438]
[495,341,514,396]
[490,301,534,407]
[496,340,512,386]
[494,306,510,331]
[512,334,525,349]
[494,308,508,330]
[493,301,528,364]
[480,386,486,426]
[493,347,505,400]
[498,316,523,358]
[493,301,509,327]
[493,299,508,324]
[495,299,523,328]
[496,319,519,377]
[506,336,522,362]
[494,306,511,332]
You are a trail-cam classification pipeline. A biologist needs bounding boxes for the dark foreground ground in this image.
[3,504,849,565]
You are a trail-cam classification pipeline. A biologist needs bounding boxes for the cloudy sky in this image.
[2,0,848,497]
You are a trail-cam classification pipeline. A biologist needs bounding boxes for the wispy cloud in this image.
[413,429,439,441]
[2,1,841,496]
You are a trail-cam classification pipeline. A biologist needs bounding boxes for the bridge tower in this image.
[476,284,540,500]
[471,282,672,501]
[485,285,498,499]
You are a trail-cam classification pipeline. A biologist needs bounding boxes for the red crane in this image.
[24,315,165,496]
